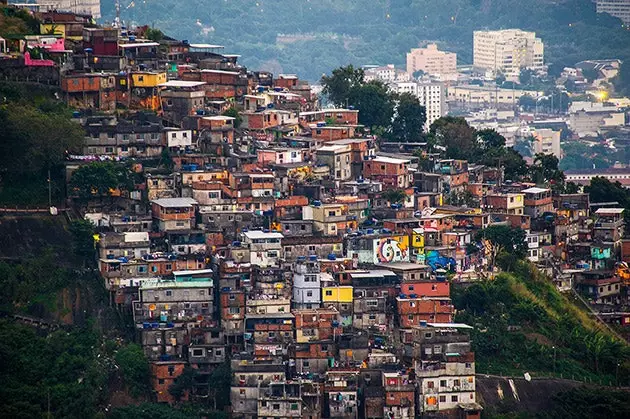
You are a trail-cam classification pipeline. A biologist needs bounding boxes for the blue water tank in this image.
[367,228,374,234]
[316,122,326,127]
[309,255,318,261]
[409,294,417,299]
[313,200,322,207]
[420,320,428,327]
[297,256,306,261]
[72,111,81,118]
[129,35,136,41]
[327,253,336,261]
[196,109,205,116]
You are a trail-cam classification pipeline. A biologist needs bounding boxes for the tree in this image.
[429,117,477,160]
[69,162,132,201]
[320,65,364,106]
[145,27,164,42]
[613,61,630,96]
[168,366,196,402]
[495,72,506,86]
[69,219,96,266]
[477,129,506,151]
[115,343,151,398]
[222,106,242,128]
[519,95,537,112]
[502,148,529,181]
[519,69,534,86]
[412,70,425,79]
[382,189,407,204]
[475,225,527,269]
[529,153,565,187]
[513,136,534,158]
[347,80,394,130]
[390,92,426,142]
[0,103,83,177]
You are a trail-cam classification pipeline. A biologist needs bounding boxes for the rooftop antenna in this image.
[114,0,121,28]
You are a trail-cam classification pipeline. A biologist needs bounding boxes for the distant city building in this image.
[596,0,630,25]
[531,128,561,159]
[36,0,101,18]
[406,43,457,77]
[363,64,410,83]
[389,81,445,128]
[473,29,544,81]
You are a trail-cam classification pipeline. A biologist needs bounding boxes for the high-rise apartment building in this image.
[37,0,101,18]
[596,0,630,25]
[406,43,457,77]
[473,29,544,81]
[389,81,445,129]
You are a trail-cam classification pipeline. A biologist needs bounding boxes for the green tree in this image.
[529,153,565,187]
[519,68,534,86]
[475,225,527,269]
[69,162,132,201]
[145,27,165,42]
[69,219,96,267]
[320,64,364,106]
[347,80,394,130]
[115,343,151,398]
[381,188,407,204]
[613,61,630,96]
[513,136,534,158]
[0,103,83,177]
[169,366,196,402]
[429,116,477,160]
[222,106,242,128]
[207,361,232,410]
[390,92,426,142]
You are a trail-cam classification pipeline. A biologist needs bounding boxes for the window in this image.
[158,378,165,384]
[272,404,280,410]
[440,380,447,387]
[199,290,205,296]
[408,285,414,291]
[165,290,172,297]
[325,290,333,296]
[451,395,458,402]
[306,291,313,297]
[439,395,446,403]
[427,381,435,389]
[229,294,235,300]
[192,348,204,357]
[229,307,240,314]
[454,379,460,386]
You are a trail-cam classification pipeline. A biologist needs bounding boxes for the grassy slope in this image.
[453,262,630,384]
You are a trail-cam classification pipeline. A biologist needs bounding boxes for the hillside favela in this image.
[3,0,630,418]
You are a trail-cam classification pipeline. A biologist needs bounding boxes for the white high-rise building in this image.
[596,0,630,25]
[389,81,445,129]
[473,29,544,81]
[37,0,101,18]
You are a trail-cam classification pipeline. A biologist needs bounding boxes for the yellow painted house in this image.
[131,72,167,88]
[322,286,353,303]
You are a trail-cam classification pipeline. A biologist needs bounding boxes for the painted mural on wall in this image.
[373,236,410,264]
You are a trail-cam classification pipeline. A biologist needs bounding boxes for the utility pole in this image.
[48,169,52,207]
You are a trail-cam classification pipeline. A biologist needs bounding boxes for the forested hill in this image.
[101,0,630,81]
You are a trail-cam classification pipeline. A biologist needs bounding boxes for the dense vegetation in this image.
[101,0,630,81]
[0,82,84,206]
[453,261,630,384]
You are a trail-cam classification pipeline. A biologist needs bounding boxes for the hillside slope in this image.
[101,0,630,81]
[452,261,630,385]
